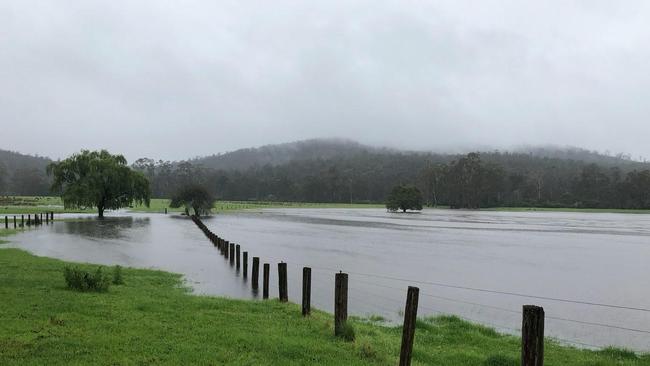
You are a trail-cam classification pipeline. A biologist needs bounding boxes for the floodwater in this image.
[6,208,650,351]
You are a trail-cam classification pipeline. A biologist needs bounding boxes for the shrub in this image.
[338,321,355,342]
[63,266,110,292]
[112,265,124,285]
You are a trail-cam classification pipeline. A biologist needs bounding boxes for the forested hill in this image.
[2,140,650,209]
[191,138,393,171]
[132,139,650,209]
[0,149,51,195]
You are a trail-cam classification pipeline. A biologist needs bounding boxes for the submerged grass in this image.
[1,246,648,365]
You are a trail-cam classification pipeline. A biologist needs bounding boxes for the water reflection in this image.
[54,216,151,240]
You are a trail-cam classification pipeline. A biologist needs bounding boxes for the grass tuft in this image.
[63,266,111,292]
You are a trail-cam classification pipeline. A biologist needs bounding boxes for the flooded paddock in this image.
[6,208,650,351]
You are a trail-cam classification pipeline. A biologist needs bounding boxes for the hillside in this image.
[191,138,392,171]
[0,149,51,195]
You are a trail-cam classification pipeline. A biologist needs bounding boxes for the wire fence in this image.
[189,214,650,360]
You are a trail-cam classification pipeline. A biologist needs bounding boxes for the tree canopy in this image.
[47,150,150,217]
[169,184,215,217]
[386,185,423,212]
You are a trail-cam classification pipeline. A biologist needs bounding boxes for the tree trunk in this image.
[98,206,104,218]
[402,208,406,213]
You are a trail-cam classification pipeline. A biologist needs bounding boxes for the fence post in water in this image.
[164,207,168,214]
[522,305,545,366]
[334,272,348,336]
[229,243,235,265]
[278,262,288,302]
[21,215,24,227]
[4,216,7,229]
[224,241,229,258]
[263,263,270,299]
[243,251,248,278]
[14,216,17,228]
[399,286,420,366]
[40,213,43,224]
[27,214,31,226]
[51,211,54,221]
[236,245,241,269]
[252,257,260,291]
[46,212,49,223]
[302,267,311,316]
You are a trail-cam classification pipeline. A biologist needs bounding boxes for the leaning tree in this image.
[47,150,150,217]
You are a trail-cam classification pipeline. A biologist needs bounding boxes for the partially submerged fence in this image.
[3,212,55,230]
[189,214,649,365]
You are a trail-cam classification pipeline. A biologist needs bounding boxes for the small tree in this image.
[386,185,423,213]
[170,184,215,217]
[47,150,150,218]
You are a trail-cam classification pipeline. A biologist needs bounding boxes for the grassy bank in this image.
[1,196,384,215]
[129,199,385,213]
[4,196,650,216]
[0,248,647,365]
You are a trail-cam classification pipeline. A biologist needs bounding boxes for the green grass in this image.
[0,196,93,215]
[5,196,650,215]
[1,247,647,365]
[1,196,384,215]
[129,199,385,213]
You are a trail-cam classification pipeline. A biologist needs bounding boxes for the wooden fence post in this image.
[21,215,24,227]
[278,262,288,302]
[229,243,235,265]
[164,207,168,214]
[4,216,7,229]
[40,213,43,224]
[51,211,54,221]
[522,305,545,366]
[399,286,420,366]
[236,245,241,269]
[263,263,270,299]
[13,216,17,228]
[243,251,248,278]
[334,272,348,336]
[27,215,31,226]
[46,212,49,223]
[252,257,260,291]
[302,267,311,316]
[224,241,229,258]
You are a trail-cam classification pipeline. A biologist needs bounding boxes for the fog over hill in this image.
[2,139,649,207]
[188,138,648,171]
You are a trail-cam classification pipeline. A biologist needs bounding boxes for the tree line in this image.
[131,151,650,209]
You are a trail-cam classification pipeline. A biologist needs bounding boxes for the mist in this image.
[2,1,650,161]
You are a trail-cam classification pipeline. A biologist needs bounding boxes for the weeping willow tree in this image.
[47,150,150,217]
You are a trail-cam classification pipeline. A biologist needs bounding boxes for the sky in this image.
[1,1,650,162]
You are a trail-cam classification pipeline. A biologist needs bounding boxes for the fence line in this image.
[188,214,648,364]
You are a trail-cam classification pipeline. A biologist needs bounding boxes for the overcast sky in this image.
[1,1,650,162]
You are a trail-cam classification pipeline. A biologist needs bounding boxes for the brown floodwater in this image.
[6,208,650,350]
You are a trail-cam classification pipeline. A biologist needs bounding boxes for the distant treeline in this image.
[2,143,649,209]
[131,151,650,209]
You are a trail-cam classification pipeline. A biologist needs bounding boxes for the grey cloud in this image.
[1,0,649,161]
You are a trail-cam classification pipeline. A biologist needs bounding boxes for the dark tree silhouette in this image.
[170,184,215,217]
[386,185,423,212]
